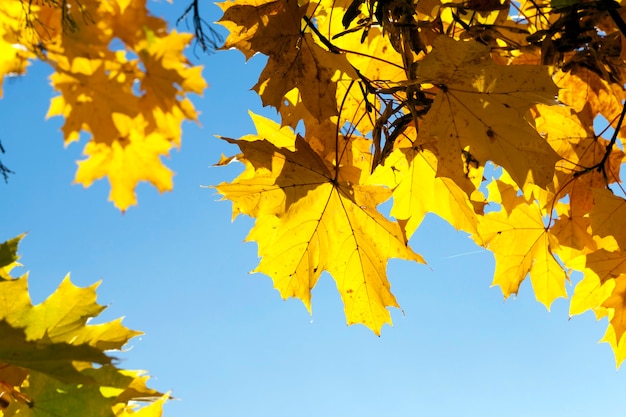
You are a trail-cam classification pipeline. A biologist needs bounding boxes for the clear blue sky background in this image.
[1,1,626,416]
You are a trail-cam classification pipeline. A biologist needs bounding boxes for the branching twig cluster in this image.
[0,140,14,184]
[177,0,223,54]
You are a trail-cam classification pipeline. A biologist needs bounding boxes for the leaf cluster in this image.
[0,236,167,417]
[214,0,626,366]
[0,0,207,210]
[0,1,201,412]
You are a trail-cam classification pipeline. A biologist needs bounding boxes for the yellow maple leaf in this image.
[484,172,525,215]
[255,32,356,122]
[0,2,33,98]
[550,213,600,262]
[14,0,208,210]
[218,0,357,121]
[139,30,206,111]
[74,114,175,211]
[590,189,626,251]
[0,236,165,415]
[216,117,423,333]
[217,0,284,59]
[555,68,626,136]
[532,83,623,217]
[309,7,406,135]
[477,190,568,308]
[417,36,561,196]
[570,249,626,367]
[530,91,623,265]
[46,62,140,144]
[369,143,484,239]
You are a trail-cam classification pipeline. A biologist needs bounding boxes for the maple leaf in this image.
[476,190,568,308]
[218,0,357,121]
[0,236,165,415]
[214,114,312,219]
[484,172,526,215]
[369,142,485,239]
[555,68,626,136]
[9,0,626,374]
[0,2,32,98]
[417,36,561,195]
[570,249,626,367]
[0,273,140,383]
[590,189,626,251]
[529,92,624,268]
[73,115,176,211]
[0,235,22,279]
[307,11,406,135]
[2,366,167,417]
[27,0,207,210]
[138,30,206,123]
[550,213,599,262]
[215,116,423,333]
[532,104,623,215]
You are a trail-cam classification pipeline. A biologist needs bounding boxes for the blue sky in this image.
[1,1,626,416]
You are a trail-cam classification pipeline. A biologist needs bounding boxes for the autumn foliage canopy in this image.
[2,0,626,413]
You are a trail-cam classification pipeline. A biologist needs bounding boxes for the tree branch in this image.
[0,140,14,184]
[574,101,626,182]
[177,0,223,53]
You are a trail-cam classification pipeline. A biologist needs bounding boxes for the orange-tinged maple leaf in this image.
[417,36,561,195]
[139,30,206,107]
[530,100,623,266]
[215,119,423,333]
[477,192,568,308]
[555,68,626,136]
[106,0,169,47]
[47,65,140,144]
[369,145,484,239]
[305,118,375,175]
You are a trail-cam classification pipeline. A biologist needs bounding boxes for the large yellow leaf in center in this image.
[216,118,424,333]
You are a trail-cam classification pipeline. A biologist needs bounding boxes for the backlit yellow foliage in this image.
[213,0,626,368]
[0,0,205,210]
[4,0,626,373]
[0,236,166,416]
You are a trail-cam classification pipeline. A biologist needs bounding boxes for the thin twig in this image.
[573,101,626,182]
[0,140,14,184]
[177,0,223,54]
